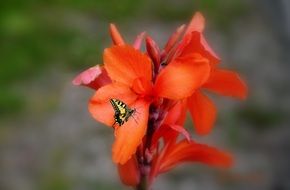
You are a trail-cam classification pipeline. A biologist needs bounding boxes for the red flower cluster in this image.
[73,12,247,188]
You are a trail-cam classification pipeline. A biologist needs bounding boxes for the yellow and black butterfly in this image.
[109,98,137,127]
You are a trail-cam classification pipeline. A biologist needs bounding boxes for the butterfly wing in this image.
[110,99,129,126]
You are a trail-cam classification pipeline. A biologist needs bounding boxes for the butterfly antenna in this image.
[133,108,141,116]
[132,106,141,113]
[132,115,139,125]
[133,108,141,120]
[112,120,118,129]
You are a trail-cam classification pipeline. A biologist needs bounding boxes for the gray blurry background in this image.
[1,0,290,189]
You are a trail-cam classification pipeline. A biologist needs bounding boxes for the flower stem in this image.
[136,174,148,190]
[135,104,165,190]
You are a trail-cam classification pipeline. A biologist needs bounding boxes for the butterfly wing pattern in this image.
[109,99,135,127]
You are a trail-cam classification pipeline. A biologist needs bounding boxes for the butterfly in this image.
[109,98,137,127]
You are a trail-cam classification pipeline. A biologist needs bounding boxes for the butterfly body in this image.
[109,99,136,127]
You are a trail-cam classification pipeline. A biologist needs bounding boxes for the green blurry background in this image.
[1,0,290,189]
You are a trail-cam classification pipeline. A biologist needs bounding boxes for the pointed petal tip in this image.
[133,31,146,50]
[72,65,111,90]
[185,11,205,35]
[72,66,101,86]
[72,77,81,86]
[194,11,204,19]
[178,24,186,31]
[164,24,186,54]
[204,69,248,100]
[109,23,125,45]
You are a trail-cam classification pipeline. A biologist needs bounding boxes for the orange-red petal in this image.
[146,36,161,71]
[117,155,140,186]
[168,124,191,142]
[163,100,187,126]
[151,124,190,150]
[184,12,205,35]
[132,77,153,97]
[109,23,125,46]
[112,99,150,164]
[157,140,233,174]
[164,24,186,53]
[133,32,146,50]
[187,91,216,135]
[151,100,188,150]
[72,65,111,90]
[88,83,138,126]
[203,69,248,100]
[154,54,210,100]
[180,32,220,65]
[104,45,152,87]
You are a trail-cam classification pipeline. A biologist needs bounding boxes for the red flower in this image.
[74,24,210,165]
[150,139,232,181]
[73,14,248,189]
[159,12,248,135]
[148,100,232,183]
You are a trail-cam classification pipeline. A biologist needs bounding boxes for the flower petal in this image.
[187,91,216,135]
[112,99,150,164]
[163,100,187,126]
[117,155,140,186]
[88,83,138,126]
[133,32,146,50]
[132,77,153,97]
[169,124,191,142]
[184,12,205,35]
[72,65,111,90]
[146,36,161,72]
[180,32,220,65]
[109,23,125,45]
[164,24,186,54]
[104,45,152,87]
[203,69,248,100]
[151,100,188,150]
[151,124,190,150]
[154,54,210,100]
[158,140,233,174]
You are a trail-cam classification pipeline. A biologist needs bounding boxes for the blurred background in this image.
[1,0,290,189]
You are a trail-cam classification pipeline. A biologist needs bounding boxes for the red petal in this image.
[112,99,150,164]
[187,91,216,135]
[169,124,191,142]
[184,12,205,35]
[88,83,138,126]
[154,54,210,100]
[146,36,161,72]
[72,65,111,90]
[204,69,248,100]
[104,45,152,88]
[133,32,146,50]
[158,140,233,174]
[164,24,186,53]
[151,109,190,151]
[175,101,187,126]
[109,23,125,45]
[151,124,171,150]
[151,124,188,148]
[166,32,191,64]
[117,155,140,186]
[163,100,187,126]
[132,77,153,97]
[180,32,220,65]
